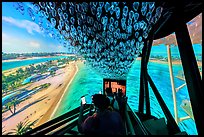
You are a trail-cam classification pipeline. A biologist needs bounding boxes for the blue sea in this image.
[52,44,201,135]
[2,56,68,71]
[151,44,202,61]
[53,60,198,135]
[2,44,201,135]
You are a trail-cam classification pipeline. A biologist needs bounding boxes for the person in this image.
[105,87,113,97]
[115,90,127,120]
[108,92,120,112]
[78,94,125,135]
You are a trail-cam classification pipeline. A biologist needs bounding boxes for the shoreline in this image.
[136,57,202,67]
[2,54,76,63]
[50,62,79,120]
[2,61,78,133]
[2,58,202,133]
[2,62,47,77]
[35,62,79,126]
[2,55,72,75]
[2,56,52,63]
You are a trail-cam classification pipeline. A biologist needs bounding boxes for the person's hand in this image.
[80,102,85,112]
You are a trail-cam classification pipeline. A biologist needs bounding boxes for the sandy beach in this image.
[2,57,202,134]
[2,62,44,77]
[2,56,49,63]
[2,61,79,133]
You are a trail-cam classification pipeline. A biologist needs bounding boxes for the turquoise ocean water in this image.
[53,60,197,135]
[2,44,201,135]
[52,44,201,135]
[151,44,202,61]
[2,56,68,71]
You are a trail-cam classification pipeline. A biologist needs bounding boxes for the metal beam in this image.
[147,73,181,134]
[173,1,203,134]
[175,22,204,135]
[144,33,154,116]
[144,69,150,116]
[138,53,145,114]
[138,31,154,115]
[167,45,179,124]
[143,40,150,116]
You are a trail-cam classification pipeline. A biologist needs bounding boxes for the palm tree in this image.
[12,98,19,114]
[5,98,19,114]
[25,67,31,74]
[50,70,56,77]
[5,102,14,114]
[2,82,7,94]
[7,119,37,135]
[16,68,24,75]
[35,64,42,73]
[29,65,36,72]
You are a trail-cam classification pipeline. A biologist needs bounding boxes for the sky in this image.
[2,2,201,54]
[2,2,67,53]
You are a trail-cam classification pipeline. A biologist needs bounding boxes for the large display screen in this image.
[103,78,126,96]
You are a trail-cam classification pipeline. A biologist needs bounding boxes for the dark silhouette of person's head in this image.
[92,94,110,111]
[113,92,117,96]
[118,89,123,97]
[106,88,113,97]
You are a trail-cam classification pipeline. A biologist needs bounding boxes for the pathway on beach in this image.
[2,62,78,133]
[34,62,78,127]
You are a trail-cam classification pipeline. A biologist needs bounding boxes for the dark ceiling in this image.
[34,1,202,42]
[153,0,202,40]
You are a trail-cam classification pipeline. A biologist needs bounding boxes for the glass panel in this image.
[148,43,198,134]
[148,13,202,135]
[2,1,201,135]
[187,13,202,78]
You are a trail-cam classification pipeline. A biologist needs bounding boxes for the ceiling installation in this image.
[13,2,163,79]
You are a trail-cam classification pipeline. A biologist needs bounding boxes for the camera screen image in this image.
[103,79,126,96]
[81,96,86,104]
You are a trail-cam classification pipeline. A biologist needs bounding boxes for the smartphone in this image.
[81,96,86,105]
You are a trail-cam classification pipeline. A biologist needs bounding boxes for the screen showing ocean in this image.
[2,44,201,135]
[52,44,201,135]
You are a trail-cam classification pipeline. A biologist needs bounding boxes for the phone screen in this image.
[81,96,86,104]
